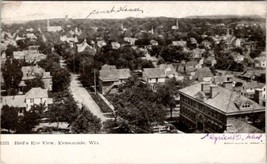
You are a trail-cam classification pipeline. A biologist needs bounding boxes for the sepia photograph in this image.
[0,1,266,135]
[0,1,266,164]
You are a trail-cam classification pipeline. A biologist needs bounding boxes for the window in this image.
[30,99,34,103]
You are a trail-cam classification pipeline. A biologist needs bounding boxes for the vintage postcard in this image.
[0,1,266,163]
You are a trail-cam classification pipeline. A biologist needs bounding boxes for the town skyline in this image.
[2,1,266,24]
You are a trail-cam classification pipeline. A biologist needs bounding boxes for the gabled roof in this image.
[254,56,266,62]
[172,40,187,47]
[186,61,198,67]
[195,67,214,78]
[242,81,265,90]
[101,64,116,70]
[25,87,49,99]
[158,64,179,77]
[2,95,26,108]
[77,39,93,53]
[191,48,205,58]
[21,65,45,80]
[143,68,165,78]
[99,68,131,81]
[179,82,264,114]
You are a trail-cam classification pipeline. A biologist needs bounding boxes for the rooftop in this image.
[25,87,49,99]
[179,82,264,115]
[99,67,131,82]
[226,118,263,133]
[2,95,26,108]
[195,67,214,78]
[143,68,165,78]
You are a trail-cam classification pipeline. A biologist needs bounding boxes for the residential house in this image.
[254,56,266,68]
[20,65,52,91]
[172,40,187,47]
[190,37,197,44]
[2,95,27,115]
[150,40,158,46]
[15,35,25,42]
[25,87,53,111]
[124,37,137,45]
[13,50,46,63]
[238,70,257,81]
[179,82,264,133]
[111,42,120,49]
[26,33,37,40]
[2,87,53,113]
[200,40,212,49]
[212,74,234,90]
[60,34,78,47]
[231,37,243,47]
[141,52,159,67]
[203,55,217,67]
[231,52,244,63]
[184,61,198,79]
[26,28,34,32]
[194,67,214,82]
[76,39,95,53]
[142,68,165,90]
[158,64,184,81]
[99,65,131,95]
[191,48,205,59]
[239,81,265,100]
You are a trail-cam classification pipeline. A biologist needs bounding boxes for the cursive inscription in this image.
[201,133,263,144]
[88,6,144,17]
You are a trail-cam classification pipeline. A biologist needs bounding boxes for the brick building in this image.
[179,82,265,133]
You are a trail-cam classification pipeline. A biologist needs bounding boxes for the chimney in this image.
[201,82,210,93]
[210,85,219,98]
[255,89,263,105]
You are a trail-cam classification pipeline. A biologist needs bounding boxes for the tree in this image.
[16,105,43,134]
[156,78,177,119]
[47,91,79,130]
[52,67,71,92]
[1,105,19,132]
[71,105,101,134]
[2,58,23,95]
[24,77,45,93]
[110,81,167,133]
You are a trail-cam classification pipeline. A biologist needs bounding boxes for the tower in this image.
[151,26,154,34]
[47,19,50,29]
[65,15,69,21]
[176,19,179,29]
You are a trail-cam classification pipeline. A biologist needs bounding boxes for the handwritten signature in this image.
[88,6,144,17]
[201,133,263,144]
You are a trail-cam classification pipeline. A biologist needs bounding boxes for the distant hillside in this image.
[186,15,265,19]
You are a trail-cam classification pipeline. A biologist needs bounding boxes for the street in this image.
[69,74,108,123]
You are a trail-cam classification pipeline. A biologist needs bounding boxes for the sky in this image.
[1,1,266,23]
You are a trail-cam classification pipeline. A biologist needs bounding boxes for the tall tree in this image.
[71,105,101,134]
[2,58,23,95]
[1,105,19,133]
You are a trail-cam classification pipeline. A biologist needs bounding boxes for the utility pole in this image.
[73,53,75,74]
[94,69,97,95]
[83,62,85,74]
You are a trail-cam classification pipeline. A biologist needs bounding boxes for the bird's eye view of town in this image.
[0,2,266,134]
